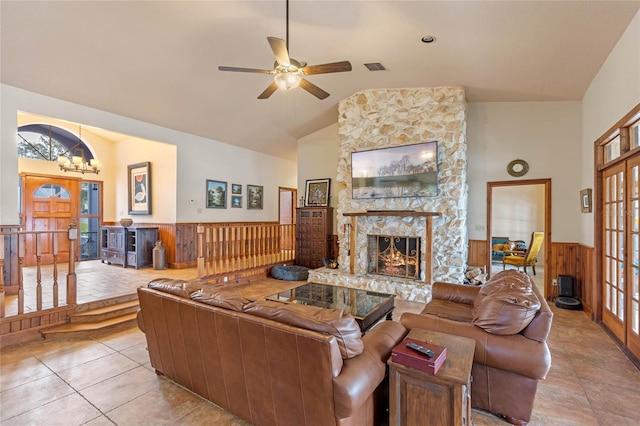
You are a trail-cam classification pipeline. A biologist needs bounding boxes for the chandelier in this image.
[57,126,101,174]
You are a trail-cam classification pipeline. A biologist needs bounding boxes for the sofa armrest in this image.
[432,282,480,305]
[400,313,551,380]
[332,321,406,418]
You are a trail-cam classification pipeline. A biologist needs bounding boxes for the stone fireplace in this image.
[308,86,468,302]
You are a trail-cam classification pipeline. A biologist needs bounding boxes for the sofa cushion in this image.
[472,271,541,335]
[244,300,364,359]
[147,278,205,298]
[190,289,253,311]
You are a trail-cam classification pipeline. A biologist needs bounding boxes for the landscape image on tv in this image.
[351,141,438,199]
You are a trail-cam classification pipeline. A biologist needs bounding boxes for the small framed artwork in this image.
[580,188,592,213]
[232,184,242,195]
[305,178,331,207]
[206,180,227,209]
[247,184,263,209]
[231,195,242,208]
[128,162,151,215]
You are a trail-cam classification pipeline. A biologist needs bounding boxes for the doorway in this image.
[279,187,297,250]
[487,179,552,297]
[21,174,81,266]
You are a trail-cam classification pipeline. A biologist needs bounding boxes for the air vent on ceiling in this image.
[364,63,387,71]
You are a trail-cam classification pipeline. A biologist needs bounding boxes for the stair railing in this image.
[196,222,296,278]
[0,223,78,318]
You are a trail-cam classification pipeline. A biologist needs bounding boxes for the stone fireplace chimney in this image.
[336,87,468,285]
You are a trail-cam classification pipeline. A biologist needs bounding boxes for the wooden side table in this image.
[389,329,475,426]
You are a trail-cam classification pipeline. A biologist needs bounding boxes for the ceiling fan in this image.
[217,0,352,100]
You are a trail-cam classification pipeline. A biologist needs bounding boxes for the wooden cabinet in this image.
[101,226,158,269]
[296,207,333,269]
[389,329,475,426]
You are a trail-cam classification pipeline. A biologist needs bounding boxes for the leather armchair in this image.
[400,271,552,425]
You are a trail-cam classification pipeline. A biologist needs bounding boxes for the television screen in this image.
[351,141,438,199]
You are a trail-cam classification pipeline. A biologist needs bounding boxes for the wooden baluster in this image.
[197,224,204,278]
[0,235,5,318]
[224,227,230,274]
[240,226,247,270]
[36,233,42,311]
[249,226,256,268]
[259,226,265,267]
[52,233,59,307]
[67,223,77,306]
[232,226,238,271]
[18,233,24,314]
[205,226,212,276]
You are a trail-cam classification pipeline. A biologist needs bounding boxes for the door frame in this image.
[486,178,552,298]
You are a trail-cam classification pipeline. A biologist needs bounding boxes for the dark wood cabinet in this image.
[389,329,475,426]
[101,226,158,269]
[296,207,333,269]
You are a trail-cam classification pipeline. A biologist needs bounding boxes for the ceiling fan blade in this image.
[299,78,330,100]
[267,37,290,66]
[218,66,272,74]
[258,82,279,99]
[302,61,352,75]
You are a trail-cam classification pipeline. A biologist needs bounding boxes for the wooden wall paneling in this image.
[549,242,578,300]
[576,244,595,318]
[467,239,487,269]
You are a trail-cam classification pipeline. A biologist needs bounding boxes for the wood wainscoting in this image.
[468,239,595,315]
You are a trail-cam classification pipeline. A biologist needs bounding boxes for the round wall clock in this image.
[507,159,529,177]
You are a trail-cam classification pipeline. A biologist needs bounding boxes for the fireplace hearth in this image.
[368,235,421,279]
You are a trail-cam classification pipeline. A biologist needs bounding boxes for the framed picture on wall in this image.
[206,180,227,209]
[232,184,242,195]
[231,195,242,208]
[247,184,263,209]
[305,178,331,207]
[128,162,151,215]
[580,188,592,213]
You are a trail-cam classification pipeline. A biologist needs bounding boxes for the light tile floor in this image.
[2,262,640,425]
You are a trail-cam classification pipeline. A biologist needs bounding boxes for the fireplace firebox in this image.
[367,235,421,279]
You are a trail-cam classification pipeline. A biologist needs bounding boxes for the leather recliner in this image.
[400,270,553,425]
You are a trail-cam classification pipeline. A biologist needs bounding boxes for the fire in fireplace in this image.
[367,235,421,279]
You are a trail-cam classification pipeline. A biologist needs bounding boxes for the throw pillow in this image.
[472,271,541,335]
[243,300,364,359]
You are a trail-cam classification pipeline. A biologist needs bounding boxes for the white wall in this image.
[466,101,582,243]
[581,9,640,246]
[1,85,297,225]
[297,123,339,208]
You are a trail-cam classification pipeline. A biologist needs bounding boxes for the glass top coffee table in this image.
[266,282,395,332]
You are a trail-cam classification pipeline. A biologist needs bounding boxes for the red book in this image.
[391,337,447,375]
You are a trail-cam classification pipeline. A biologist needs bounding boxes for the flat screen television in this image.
[351,141,438,199]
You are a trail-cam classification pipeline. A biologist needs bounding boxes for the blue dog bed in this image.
[271,265,310,281]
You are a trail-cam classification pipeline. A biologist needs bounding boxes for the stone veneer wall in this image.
[336,86,468,283]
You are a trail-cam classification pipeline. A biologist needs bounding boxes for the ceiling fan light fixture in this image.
[274,71,301,90]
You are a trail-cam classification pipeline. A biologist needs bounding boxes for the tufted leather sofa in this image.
[137,278,407,426]
[400,270,552,426]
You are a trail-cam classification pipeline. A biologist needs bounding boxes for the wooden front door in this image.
[601,155,640,359]
[22,174,80,266]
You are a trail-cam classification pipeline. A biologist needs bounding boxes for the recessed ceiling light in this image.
[421,35,436,44]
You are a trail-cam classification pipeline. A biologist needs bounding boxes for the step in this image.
[40,312,138,340]
[70,300,139,323]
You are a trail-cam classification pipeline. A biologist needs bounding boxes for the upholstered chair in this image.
[503,231,544,275]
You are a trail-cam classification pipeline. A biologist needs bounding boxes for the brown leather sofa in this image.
[137,278,407,426]
[400,270,552,425]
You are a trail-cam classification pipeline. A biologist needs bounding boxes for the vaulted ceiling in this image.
[2,1,639,160]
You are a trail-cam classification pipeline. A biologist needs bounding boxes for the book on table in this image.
[391,337,447,375]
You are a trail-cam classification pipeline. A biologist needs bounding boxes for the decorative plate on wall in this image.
[507,159,529,177]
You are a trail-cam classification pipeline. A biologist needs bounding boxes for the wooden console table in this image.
[388,328,475,426]
[342,211,440,283]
